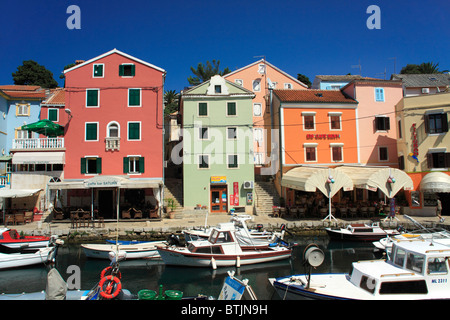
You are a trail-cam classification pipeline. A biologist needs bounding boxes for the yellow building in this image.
[396,92,450,216]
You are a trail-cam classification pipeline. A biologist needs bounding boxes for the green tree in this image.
[164,90,180,116]
[187,60,231,86]
[12,60,58,88]
[297,73,311,88]
[400,61,448,74]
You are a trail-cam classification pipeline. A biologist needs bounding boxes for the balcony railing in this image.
[105,137,120,151]
[12,138,65,150]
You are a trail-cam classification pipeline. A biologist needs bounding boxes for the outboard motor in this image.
[255,224,264,232]
[167,233,180,246]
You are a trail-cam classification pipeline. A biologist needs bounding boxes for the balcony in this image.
[105,137,120,151]
[12,138,65,150]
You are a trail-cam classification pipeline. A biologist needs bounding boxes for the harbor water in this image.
[0,235,381,299]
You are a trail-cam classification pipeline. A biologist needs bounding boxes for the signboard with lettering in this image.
[211,176,226,184]
[306,134,340,140]
[84,176,123,188]
[233,182,239,206]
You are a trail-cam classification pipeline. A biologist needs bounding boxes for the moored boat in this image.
[81,241,166,260]
[0,228,51,250]
[325,222,399,241]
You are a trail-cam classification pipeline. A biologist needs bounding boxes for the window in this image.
[375,88,385,102]
[329,113,341,130]
[253,103,262,117]
[258,64,265,74]
[375,116,390,131]
[284,83,293,89]
[214,85,222,94]
[398,120,402,139]
[427,257,448,275]
[227,127,237,140]
[85,123,98,141]
[303,114,315,130]
[16,103,30,116]
[253,79,261,92]
[394,247,406,267]
[379,147,388,161]
[331,145,343,162]
[81,157,101,174]
[199,127,209,140]
[123,156,144,174]
[227,154,238,168]
[427,152,450,169]
[15,129,32,139]
[48,109,58,122]
[198,154,209,169]
[406,252,425,274]
[254,153,263,165]
[128,122,141,140]
[107,122,119,137]
[119,64,135,77]
[254,128,263,143]
[198,103,208,116]
[305,146,317,162]
[227,102,236,116]
[425,113,448,134]
[128,89,141,107]
[93,64,104,77]
[235,79,243,87]
[86,89,99,107]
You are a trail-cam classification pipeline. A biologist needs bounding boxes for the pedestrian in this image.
[436,197,444,223]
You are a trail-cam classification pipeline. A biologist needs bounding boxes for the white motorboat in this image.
[158,223,292,268]
[0,228,51,250]
[81,241,167,260]
[271,239,450,300]
[325,222,400,241]
[0,246,57,270]
[183,214,283,249]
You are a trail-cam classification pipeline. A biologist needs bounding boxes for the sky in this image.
[0,0,449,92]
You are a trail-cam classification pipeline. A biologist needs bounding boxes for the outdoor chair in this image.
[272,207,280,218]
[52,208,64,220]
[132,208,143,219]
[297,207,306,218]
[70,211,80,228]
[289,207,297,218]
[368,207,376,217]
[149,208,159,219]
[122,208,132,219]
[360,207,369,217]
[349,207,358,218]
[14,213,25,225]
[5,214,14,226]
[340,207,348,218]
[24,211,34,223]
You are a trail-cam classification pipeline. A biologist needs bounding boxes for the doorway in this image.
[98,189,114,219]
[210,185,227,213]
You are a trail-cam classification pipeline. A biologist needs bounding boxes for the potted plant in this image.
[166,198,176,219]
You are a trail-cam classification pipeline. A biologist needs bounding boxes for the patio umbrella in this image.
[21,119,64,137]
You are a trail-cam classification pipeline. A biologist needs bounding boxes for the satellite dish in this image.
[303,243,324,268]
[267,78,275,89]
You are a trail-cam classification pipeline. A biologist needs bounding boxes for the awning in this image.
[337,166,414,198]
[0,155,12,162]
[12,152,65,165]
[420,172,450,193]
[0,188,41,198]
[282,166,353,198]
[21,119,64,137]
[48,176,163,190]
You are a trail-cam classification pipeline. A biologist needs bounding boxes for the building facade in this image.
[180,75,255,213]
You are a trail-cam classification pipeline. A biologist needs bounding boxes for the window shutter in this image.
[96,158,102,174]
[227,102,236,116]
[128,123,140,140]
[424,115,430,133]
[87,90,98,106]
[131,65,135,76]
[384,117,390,130]
[199,103,207,116]
[129,89,140,106]
[81,158,86,174]
[139,157,145,173]
[123,157,129,173]
[119,65,124,76]
[442,113,449,132]
[426,153,433,169]
[445,153,450,168]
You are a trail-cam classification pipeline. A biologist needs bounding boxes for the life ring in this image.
[100,266,122,280]
[99,275,122,299]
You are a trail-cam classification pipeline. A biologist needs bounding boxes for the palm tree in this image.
[164,90,179,116]
[417,62,449,74]
[187,60,231,86]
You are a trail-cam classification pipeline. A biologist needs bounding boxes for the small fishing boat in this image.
[271,239,450,300]
[81,241,167,260]
[158,223,293,268]
[0,228,51,250]
[325,222,399,241]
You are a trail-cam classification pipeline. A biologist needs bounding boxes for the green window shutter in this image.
[131,65,135,76]
[123,157,129,173]
[94,64,103,77]
[48,109,58,121]
[139,157,145,173]
[227,102,236,116]
[85,123,98,140]
[128,122,140,140]
[119,65,124,76]
[96,158,102,174]
[199,103,207,116]
[81,158,86,174]
[129,89,140,106]
[87,90,98,106]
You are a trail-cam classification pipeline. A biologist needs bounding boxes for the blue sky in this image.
[0,0,449,92]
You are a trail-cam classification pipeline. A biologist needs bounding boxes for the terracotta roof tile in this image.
[0,85,46,99]
[42,88,65,105]
[273,89,357,104]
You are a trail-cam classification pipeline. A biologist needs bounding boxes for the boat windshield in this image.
[208,230,233,244]
[405,252,425,274]
[427,257,448,275]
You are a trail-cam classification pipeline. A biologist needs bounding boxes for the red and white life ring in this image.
[99,275,122,299]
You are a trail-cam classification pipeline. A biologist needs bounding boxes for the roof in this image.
[273,89,357,104]
[182,75,255,97]
[391,73,450,87]
[42,88,65,106]
[63,48,166,74]
[315,75,379,82]
[224,59,308,88]
[0,85,46,100]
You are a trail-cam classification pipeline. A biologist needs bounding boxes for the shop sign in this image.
[306,134,340,140]
[211,176,226,184]
[411,123,418,156]
[233,182,239,206]
[84,176,122,188]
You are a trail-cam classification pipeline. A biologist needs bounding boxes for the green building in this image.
[180,75,255,213]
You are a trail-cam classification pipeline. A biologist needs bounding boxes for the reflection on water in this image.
[0,235,380,299]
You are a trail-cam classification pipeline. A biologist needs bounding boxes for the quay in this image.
[6,212,449,243]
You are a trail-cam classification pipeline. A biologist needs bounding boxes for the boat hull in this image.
[81,243,165,260]
[0,240,50,250]
[325,228,398,241]
[0,247,54,270]
[158,246,291,267]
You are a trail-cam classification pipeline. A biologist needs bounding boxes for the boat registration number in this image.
[431,279,447,284]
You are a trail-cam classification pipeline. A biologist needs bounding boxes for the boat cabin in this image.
[187,224,243,255]
[350,240,450,297]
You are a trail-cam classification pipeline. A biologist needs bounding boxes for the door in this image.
[210,185,227,213]
[98,190,114,219]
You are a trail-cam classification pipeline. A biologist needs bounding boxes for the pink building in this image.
[342,79,403,167]
[58,49,166,219]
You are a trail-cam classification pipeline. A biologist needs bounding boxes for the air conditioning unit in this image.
[243,181,254,189]
[422,88,430,94]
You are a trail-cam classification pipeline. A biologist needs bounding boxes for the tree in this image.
[297,73,311,88]
[187,60,231,86]
[400,61,448,74]
[164,90,180,116]
[12,60,58,88]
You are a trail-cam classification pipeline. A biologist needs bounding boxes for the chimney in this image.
[75,60,85,65]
